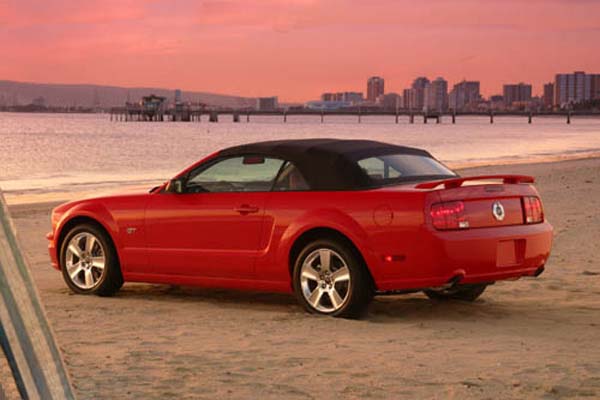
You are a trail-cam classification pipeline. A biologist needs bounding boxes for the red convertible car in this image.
[47,139,553,317]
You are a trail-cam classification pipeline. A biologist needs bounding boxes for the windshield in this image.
[357,154,456,186]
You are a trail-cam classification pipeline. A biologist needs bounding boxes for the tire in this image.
[424,283,488,302]
[292,239,373,318]
[60,223,123,296]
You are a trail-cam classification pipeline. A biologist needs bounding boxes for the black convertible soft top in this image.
[218,139,435,190]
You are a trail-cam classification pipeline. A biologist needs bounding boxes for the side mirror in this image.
[166,178,184,194]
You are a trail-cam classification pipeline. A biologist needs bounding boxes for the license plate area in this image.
[496,239,526,267]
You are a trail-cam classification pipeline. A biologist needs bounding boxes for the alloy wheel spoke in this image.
[329,289,344,309]
[331,266,350,283]
[68,243,83,259]
[86,235,97,253]
[91,257,105,270]
[319,249,331,272]
[301,265,320,282]
[68,263,83,280]
[84,269,94,287]
[307,287,324,307]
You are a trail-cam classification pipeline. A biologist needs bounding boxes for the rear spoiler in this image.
[416,175,535,189]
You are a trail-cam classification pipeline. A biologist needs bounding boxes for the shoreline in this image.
[4,153,600,206]
[447,150,600,170]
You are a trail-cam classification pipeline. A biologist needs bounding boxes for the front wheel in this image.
[60,223,123,296]
[292,239,373,318]
[424,283,488,302]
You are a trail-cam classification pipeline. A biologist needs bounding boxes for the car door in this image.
[144,155,285,279]
[254,161,312,281]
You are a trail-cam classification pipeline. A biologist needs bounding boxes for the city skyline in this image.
[2,69,599,112]
[1,0,599,102]
[1,69,596,107]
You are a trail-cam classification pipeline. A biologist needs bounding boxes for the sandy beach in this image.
[4,157,600,399]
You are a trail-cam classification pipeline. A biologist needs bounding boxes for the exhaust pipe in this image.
[429,274,464,292]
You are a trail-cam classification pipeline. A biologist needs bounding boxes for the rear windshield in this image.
[357,154,456,186]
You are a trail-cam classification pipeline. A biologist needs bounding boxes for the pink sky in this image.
[1,0,599,102]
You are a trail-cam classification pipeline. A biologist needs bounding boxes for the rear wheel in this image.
[424,283,488,302]
[292,239,372,318]
[60,223,123,296]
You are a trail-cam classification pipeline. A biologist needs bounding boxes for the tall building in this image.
[256,96,278,111]
[367,77,385,102]
[407,77,430,110]
[424,77,448,112]
[503,83,532,107]
[543,83,554,109]
[175,89,182,104]
[449,81,481,111]
[554,71,600,108]
[402,88,412,109]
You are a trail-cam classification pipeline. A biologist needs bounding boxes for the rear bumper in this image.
[376,221,553,291]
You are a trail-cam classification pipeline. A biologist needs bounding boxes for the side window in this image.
[358,157,401,180]
[273,162,310,191]
[186,156,284,193]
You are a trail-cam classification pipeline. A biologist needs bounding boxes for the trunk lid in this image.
[418,175,540,229]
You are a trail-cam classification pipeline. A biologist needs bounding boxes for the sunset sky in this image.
[1,0,599,102]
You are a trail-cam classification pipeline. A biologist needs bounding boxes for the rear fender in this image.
[277,208,377,274]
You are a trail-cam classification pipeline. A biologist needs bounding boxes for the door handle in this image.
[234,204,259,215]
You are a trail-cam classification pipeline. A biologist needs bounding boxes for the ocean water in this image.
[0,112,599,202]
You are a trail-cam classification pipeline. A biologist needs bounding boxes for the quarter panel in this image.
[256,190,431,288]
[256,192,372,283]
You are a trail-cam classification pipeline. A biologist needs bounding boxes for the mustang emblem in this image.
[492,201,505,221]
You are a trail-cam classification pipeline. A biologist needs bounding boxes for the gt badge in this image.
[492,201,505,221]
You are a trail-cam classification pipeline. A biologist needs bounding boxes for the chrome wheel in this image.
[65,232,105,290]
[300,248,351,313]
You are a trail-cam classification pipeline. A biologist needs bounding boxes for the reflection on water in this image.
[1,112,599,202]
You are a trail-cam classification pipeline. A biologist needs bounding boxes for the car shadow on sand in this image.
[102,283,584,326]
[114,283,298,309]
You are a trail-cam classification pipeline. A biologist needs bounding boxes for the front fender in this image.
[54,201,120,259]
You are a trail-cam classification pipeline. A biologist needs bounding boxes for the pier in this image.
[110,107,593,124]
[110,96,206,122]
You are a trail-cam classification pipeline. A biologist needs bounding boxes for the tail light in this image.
[523,196,544,224]
[430,201,469,230]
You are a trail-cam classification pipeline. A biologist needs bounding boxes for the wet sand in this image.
[4,157,600,399]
